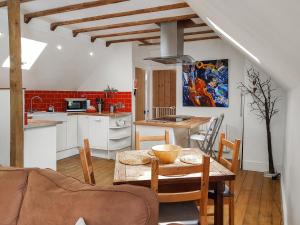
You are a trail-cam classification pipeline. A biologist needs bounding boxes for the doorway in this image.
[152,70,176,118]
[135,67,146,121]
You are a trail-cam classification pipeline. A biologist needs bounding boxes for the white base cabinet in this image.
[59,114,132,159]
[89,116,109,150]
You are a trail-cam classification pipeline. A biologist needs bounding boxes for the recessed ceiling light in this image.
[89,52,94,56]
[56,45,62,50]
[0,32,3,37]
[206,17,260,64]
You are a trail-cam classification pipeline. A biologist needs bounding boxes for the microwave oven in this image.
[65,98,89,112]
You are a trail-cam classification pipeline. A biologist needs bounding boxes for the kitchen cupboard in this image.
[36,113,132,160]
[77,115,89,147]
[66,115,78,149]
[88,116,109,150]
[56,122,67,152]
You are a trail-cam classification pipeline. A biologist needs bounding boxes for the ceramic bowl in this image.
[152,144,182,164]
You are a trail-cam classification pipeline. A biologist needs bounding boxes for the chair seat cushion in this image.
[208,185,233,198]
[190,134,206,141]
[159,202,199,225]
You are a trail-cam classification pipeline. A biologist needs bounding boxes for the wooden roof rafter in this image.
[91,22,208,42]
[105,30,216,47]
[24,0,129,23]
[0,0,34,8]
[50,2,189,31]
[139,36,220,46]
[72,13,199,37]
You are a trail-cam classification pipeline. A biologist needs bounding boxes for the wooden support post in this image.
[7,0,24,167]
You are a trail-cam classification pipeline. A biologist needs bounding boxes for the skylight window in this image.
[2,37,47,70]
[206,17,260,64]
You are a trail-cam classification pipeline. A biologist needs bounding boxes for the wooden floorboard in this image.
[57,155,282,225]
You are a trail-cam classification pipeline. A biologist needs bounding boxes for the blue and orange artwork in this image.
[182,59,229,107]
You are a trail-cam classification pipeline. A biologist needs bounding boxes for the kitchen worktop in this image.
[67,112,131,117]
[25,119,62,130]
[134,116,211,129]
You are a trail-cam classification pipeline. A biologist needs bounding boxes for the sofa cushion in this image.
[17,169,158,225]
[0,168,29,225]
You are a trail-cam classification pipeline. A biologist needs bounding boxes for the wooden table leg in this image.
[214,181,225,225]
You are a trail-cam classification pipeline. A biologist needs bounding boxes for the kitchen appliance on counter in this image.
[65,98,89,112]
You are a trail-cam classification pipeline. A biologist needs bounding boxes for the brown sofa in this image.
[0,167,158,225]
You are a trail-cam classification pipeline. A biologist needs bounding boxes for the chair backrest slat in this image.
[80,139,96,185]
[135,130,170,150]
[217,133,241,173]
[151,155,210,225]
[158,190,202,203]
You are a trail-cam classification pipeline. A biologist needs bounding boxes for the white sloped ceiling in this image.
[186,0,300,90]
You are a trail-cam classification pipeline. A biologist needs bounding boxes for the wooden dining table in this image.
[113,148,235,225]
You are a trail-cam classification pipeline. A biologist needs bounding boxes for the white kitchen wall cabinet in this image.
[66,115,78,149]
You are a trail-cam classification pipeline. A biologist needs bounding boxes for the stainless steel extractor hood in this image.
[144,21,194,65]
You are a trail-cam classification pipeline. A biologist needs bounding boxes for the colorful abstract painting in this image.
[182,59,229,107]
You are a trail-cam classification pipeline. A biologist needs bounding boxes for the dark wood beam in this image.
[24,0,128,23]
[0,0,34,7]
[91,22,209,42]
[106,30,215,46]
[139,40,150,45]
[91,28,160,42]
[51,2,189,31]
[187,23,207,28]
[139,36,220,46]
[7,0,24,167]
[106,36,160,47]
[73,14,198,37]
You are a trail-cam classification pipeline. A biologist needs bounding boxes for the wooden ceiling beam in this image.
[91,22,209,42]
[24,0,128,24]
[73,14,198,37]
[139,36,220,46]
[91,28,160,42]
[139,40,150,45]
[50,2,189,31]
[106,36,160,47]
[106,30,215,46]
[0,0,34,8]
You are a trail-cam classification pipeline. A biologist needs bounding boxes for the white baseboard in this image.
[57,148,79,160]
[243,160,268,172]
[242,160,282,173]
[280,179,288,225]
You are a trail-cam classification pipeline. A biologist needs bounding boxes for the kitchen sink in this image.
[29,112,68,122]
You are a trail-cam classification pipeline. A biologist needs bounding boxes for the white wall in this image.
[175,39,244,143]
[186,0,300,90]
[78,43,133,92]
[0,9,133,92]
[243,61,286,172]
[134,39,286,174]
[282,86,300,225]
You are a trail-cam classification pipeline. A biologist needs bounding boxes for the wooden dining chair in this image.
[135,129,170,150]
[79,139,96,185]
[209,133,240,225]
[151,155,210,225]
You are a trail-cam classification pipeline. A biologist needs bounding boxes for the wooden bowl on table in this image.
[151,144,182,164]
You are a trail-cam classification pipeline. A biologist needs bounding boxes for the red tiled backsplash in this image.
[25,90,132,112]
